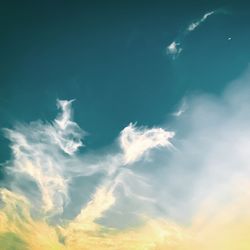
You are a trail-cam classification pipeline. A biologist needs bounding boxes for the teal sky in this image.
[0,0,250,166]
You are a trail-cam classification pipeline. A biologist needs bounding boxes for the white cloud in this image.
[187,11,215,32]
[72,122,175,225]
[167,10,217,59]
[172,99,188,117]
[3,99,85,213]
[2,100,174,221]
[149,69,250,221]
[166,41,182,58]
[119,123,174,165]
[52,99,84,155]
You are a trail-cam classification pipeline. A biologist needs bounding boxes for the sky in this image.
[1,1,250,249]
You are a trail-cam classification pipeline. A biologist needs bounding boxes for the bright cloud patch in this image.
[166,41,183,58]
[53,99,84,155]
[2,99,85,213]
[120,123,174,165]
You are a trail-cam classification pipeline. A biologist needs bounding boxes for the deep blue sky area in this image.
[0,0,250,166]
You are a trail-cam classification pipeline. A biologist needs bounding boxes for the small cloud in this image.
[3,99,86,214]
[166,41,182,59]
[119,123,174,165]
[172,99,188,117]
[53,99,84,155]
[187,11,215,32]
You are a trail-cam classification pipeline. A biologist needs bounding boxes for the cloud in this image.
[1,99,174,220]
[69,185,116,231]
[53,99,84,155]
[120,123,174,165]
[2,99,85,213]
[166,41,183,58]
[68,122,175,228]
[152,68,250,222]
[166,10,217,59]
[2,69,250,249]
[187,11,215,32]
[172,98,188,117]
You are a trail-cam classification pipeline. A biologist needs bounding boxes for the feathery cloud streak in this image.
[166,10,216,58]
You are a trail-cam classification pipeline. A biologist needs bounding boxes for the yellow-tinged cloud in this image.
[0,187,186,250]
[0,189,65,250]
[1,186,250,250]
[3,77,250,250]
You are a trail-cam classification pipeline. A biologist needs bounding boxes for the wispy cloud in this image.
[172,98,188,117]
[3,99,85,213]
[1,99,174,219]
[120,123,174,165]
[187,11,215,32]
[53,99,84,155]
[166,10,217,59]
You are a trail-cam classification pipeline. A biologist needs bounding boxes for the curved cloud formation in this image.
[120,123,174,165]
